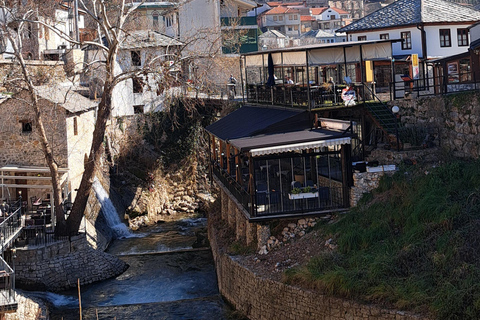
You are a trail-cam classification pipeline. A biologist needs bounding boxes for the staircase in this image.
[360,84,402,148]
[364,102,398,135]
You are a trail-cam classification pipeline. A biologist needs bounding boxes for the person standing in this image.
[229,74,237,96]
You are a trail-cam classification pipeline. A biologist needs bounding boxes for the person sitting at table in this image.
[285,76,294,85]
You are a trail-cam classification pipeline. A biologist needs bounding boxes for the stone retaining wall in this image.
[4,291,49,320]
[208,214,428,320]
[14,235,128,292]
[391,92,480,159]
[350,171,395,207]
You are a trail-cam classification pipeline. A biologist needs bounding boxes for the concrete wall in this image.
[208,212,428,320]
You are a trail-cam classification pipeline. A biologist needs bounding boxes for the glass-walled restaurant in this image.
[206,106,354,219]
[242,40,395,109]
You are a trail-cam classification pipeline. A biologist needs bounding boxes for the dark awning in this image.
[229,128,352,156]
[205,105,309,141]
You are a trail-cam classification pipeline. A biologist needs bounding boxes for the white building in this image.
[85,30,183,117]
[310,7,352,32]
[261,6,302,37]
[338,0,480,61]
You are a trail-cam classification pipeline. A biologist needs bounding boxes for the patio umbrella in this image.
[266,53,275,87]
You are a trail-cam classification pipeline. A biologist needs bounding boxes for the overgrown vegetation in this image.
[284,160,480,319]
[141,99,217,167]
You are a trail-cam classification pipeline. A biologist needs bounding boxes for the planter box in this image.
[288,192,318,200]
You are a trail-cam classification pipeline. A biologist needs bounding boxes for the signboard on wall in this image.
[412,54,419,79]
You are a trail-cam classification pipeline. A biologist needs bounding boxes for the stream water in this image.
[43,216,233,320]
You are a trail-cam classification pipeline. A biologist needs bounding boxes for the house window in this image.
[133,105,144,114]
[279,16,283,21]
[440,29,451,47]
[380,33,389,40]
[288,26,292,31]
[294,15,297,20]
[273,16,277,21]
[457,28,468,47]
[293,25,298,31]
[401,31,412,50]
[132,77,143,93]
[21,121,32,133]
[358,36,366,41]
[330,15,336,20]
[152,12,159,29]
[289,14,293,20]
[73,117,78,136]
[131,51,141,67]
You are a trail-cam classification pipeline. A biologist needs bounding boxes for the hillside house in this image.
[261,6,303,37]
[259,30,287,50]
[84,30,182,117]
[131,0,258,55]
[310,7,352,32]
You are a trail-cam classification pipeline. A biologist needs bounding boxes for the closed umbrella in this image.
[266,53,275,87]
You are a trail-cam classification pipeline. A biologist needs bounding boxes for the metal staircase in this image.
[360,84,402,146]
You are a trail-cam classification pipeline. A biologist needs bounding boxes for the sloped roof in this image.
[301,15,315,21]
[229,128,352,153]
[205,105,308,141]
[35,85,97,113]
[121,30,183,49]
[331,7,349,15]
[339,0,480,33]
[267,1,304,7]
[316,29,336,38]
[265,6,300,14]
[310,7,327,15]
[259,29,286,38]
[300,29,336,38]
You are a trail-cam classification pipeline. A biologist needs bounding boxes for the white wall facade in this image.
[424,24,472,59]
[348,24,472,59]
[66,109,95,201]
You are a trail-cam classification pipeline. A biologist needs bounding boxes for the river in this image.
[40,216,235,320]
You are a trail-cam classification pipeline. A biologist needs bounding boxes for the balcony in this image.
[221,16,257,27]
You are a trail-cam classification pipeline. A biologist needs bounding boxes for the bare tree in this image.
[0,0,239,236]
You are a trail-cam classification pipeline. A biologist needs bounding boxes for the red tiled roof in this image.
[310,7,327,15]
[265,6,300,14]
[301,15,315,21]
[331,7,349,14]
[267,1,304,7]
[311,7,349,15]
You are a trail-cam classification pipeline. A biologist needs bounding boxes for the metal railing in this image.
[0,199,23,252]
[254,186,346,217]
[212,163,251,214]
[0,256,15,309]
[391,71,480,100]
[212,162,348,218]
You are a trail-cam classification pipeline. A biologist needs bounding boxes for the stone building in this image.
[0,85,97,204]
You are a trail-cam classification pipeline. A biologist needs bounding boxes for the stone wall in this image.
[209,217,428,320]
[14,235,127,292]
[0,91,69,168]
[350,171,395,207]
[4,291,49,320]
[0,60,66,87]
[391,91,480,159]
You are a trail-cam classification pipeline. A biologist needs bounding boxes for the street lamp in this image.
[392,105,400,151]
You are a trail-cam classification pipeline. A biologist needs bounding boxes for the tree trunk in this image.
[66,86,113,235]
